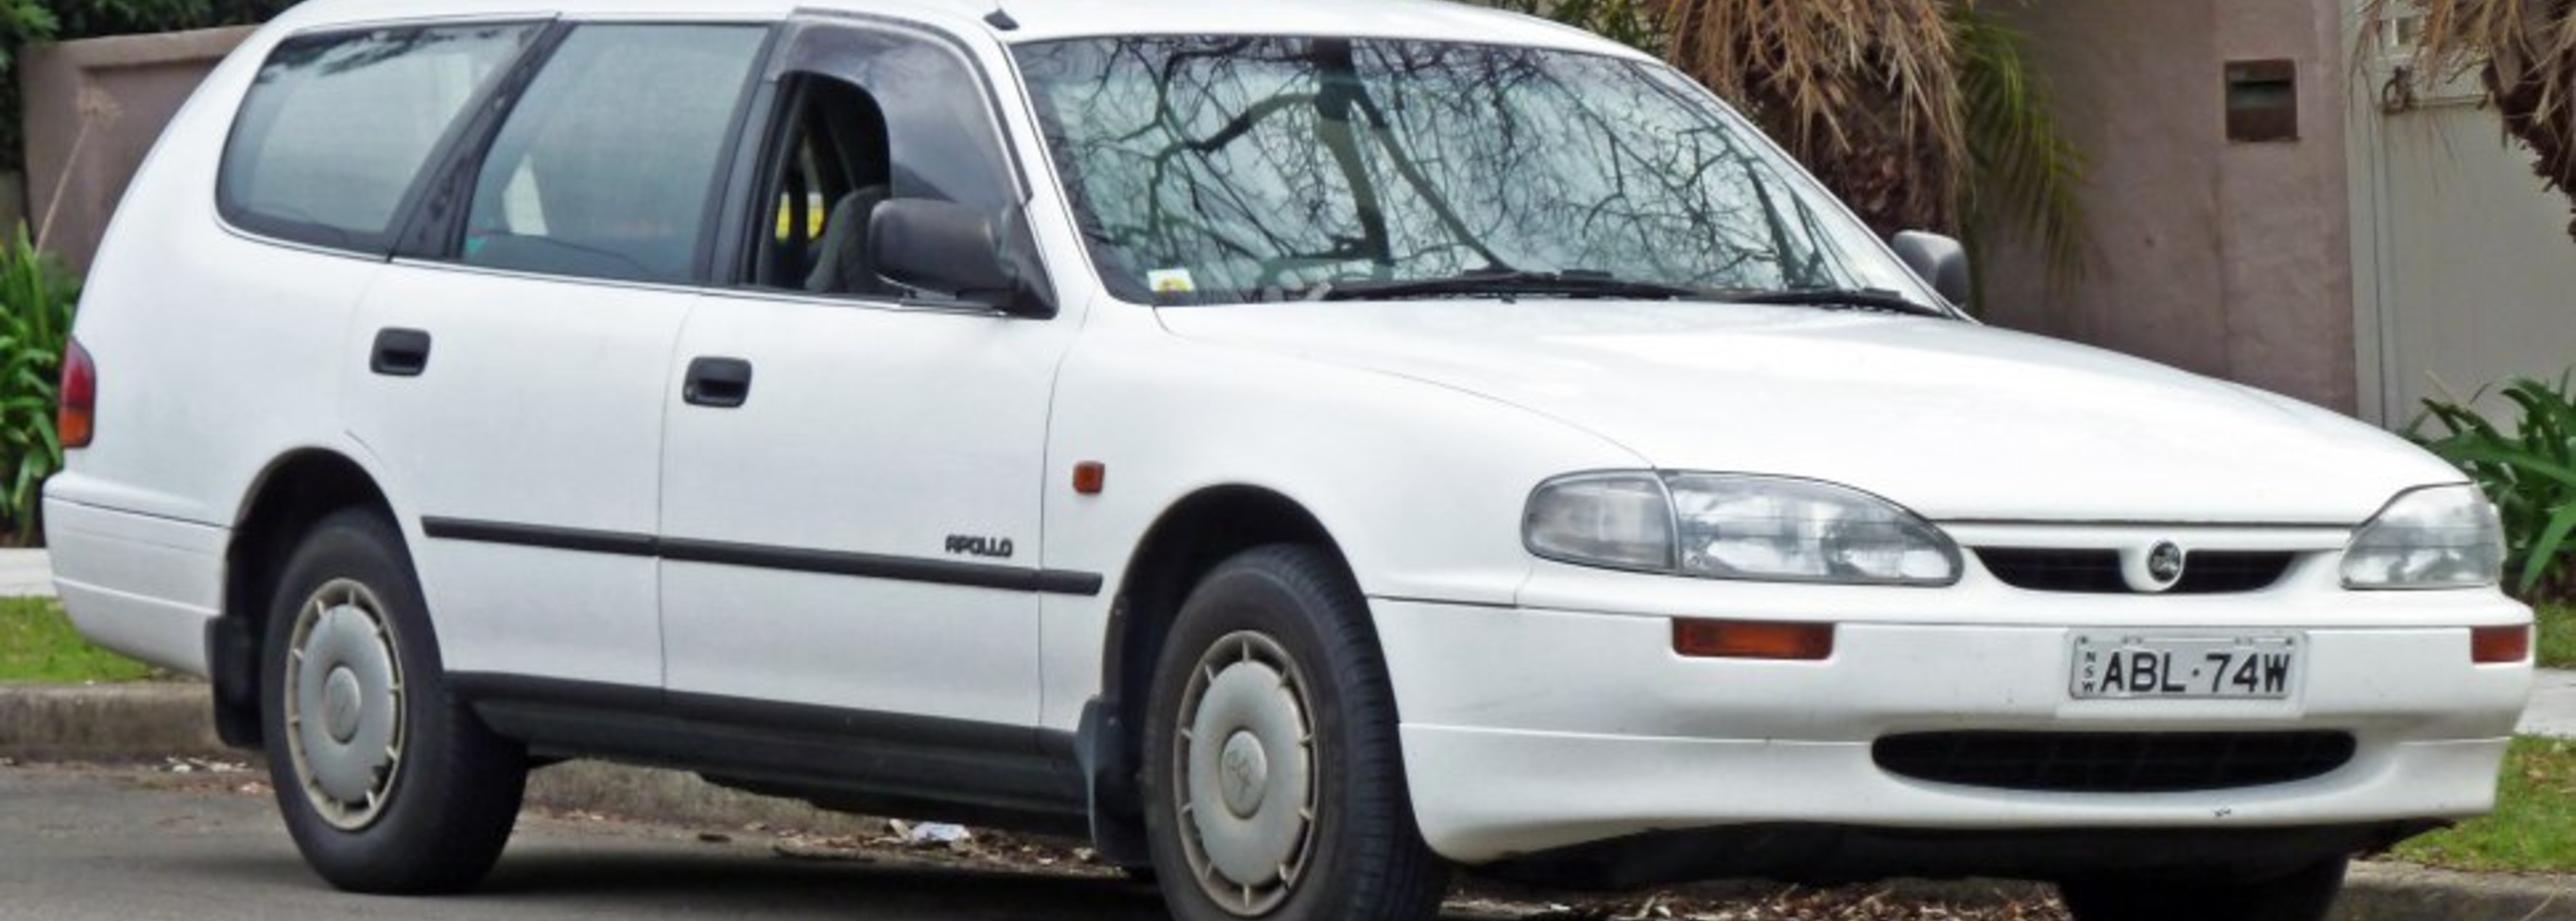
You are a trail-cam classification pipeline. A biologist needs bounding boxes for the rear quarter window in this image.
[219,24,543,253]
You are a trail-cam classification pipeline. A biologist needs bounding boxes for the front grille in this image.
[1873,731,2357,793]
[1975,549,2295,594]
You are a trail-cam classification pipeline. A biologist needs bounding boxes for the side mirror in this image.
[868,199,1057,319]
[1889,230,1971,308]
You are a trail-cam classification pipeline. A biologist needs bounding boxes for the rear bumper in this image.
[1370,593,2531,870]
[42,495,227,675]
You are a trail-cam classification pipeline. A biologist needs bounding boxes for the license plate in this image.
[2069,633,2302,700]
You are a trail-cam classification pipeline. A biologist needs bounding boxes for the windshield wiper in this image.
[1722,286,1952,318]
[1314,269,1706,302]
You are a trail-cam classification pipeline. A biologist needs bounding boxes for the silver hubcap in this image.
[1174,631,1316,916]
[284,578,406,831]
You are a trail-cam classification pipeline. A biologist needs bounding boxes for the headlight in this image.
[1524,472,1960,586]
[2341,484,2504,589]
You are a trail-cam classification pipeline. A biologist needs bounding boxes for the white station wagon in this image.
[46,0,2533,919]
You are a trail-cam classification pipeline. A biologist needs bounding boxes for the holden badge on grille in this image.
[2121,540,2187,593]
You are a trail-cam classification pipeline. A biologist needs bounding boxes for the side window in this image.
[746,26,1022,298]
[461,25,768,284]
[220,24,541,252]
[752,77,888,292]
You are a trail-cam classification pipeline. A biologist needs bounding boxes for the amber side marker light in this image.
[1673,618,1835,661]
[1072,461,1106,495]
[59,337,94,450]
[2472,624,2531,664]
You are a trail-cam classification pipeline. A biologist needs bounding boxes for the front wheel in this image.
[2058,857,2348,921]
[260,509,526,894]
[1142,545,1448,921]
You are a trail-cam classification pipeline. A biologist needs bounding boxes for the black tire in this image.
[1142,544,1449,921]
[259,508,526,894]
[2059,857,2348,921]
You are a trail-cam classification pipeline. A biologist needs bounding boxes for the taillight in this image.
[60,337,94,450]
[2472,624,2531,665]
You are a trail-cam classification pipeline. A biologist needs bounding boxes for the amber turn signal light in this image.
[2472,624,2531,664]
[1073,461,1106,495]
[1673,618,1835,660]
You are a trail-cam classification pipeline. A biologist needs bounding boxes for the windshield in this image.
[1012,36,1934,307]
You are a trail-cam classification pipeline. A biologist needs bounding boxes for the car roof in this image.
[263,0,1649,60]
[952,0,1639,53]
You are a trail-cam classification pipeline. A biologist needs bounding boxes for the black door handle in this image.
[370,328,432,377]
[683,357,753,408]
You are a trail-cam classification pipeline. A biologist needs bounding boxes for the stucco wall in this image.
[1983,0,2359,414]
[21,27,253,274]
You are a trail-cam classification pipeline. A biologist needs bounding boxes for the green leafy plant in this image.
[2411,375,2576,601]
[0,224,73,544]
[1952,6,2087,286]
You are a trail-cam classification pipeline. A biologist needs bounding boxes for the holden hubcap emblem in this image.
[322,667,363,743]
[1219,731,1269,818]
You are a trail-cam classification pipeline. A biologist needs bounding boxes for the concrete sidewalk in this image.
[2524,669,2576,738]
[0,548,52,597]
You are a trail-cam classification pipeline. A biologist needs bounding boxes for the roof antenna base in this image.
[985,6,1020,30]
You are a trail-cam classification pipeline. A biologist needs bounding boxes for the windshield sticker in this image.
[1147,268,1197,296]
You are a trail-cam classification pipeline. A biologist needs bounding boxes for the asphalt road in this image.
[0,762,1180,921]
[0,761,2097,921]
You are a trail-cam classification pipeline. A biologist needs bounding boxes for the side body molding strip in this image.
[420,517,1105,595]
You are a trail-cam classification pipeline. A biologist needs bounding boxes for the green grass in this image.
[2541,603,2576,670]
[2395,736,2576,872]
[0,597,157,683]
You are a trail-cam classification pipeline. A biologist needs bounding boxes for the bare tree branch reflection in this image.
[1017,37,1893,303]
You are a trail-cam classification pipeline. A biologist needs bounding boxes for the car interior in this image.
[754,75,899,297]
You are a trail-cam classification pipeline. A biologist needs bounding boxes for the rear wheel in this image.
[2059,857,2347,921]
[1142,545,1448,921]
[260,509,526,893]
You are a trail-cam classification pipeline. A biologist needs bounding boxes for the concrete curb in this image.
[0,682,229,761]
[0,682,894,839]
[2343,863,2573,919]
[4,683,2570,919]
[521,760,898,840]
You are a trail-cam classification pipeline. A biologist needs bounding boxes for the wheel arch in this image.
[1082,483,1355,865]
[211,448,400,747]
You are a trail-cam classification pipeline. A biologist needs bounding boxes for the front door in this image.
[658,20,1078,732]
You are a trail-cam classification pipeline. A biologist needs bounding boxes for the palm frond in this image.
[1662,0,1966,233]
[2366,0,2576,237]
[1485,0,1666,53]
[1952,3,2090,285]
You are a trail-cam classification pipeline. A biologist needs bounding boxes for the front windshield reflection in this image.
[1014,37,1920,306]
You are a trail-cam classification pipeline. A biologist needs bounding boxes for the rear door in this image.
[343,21,771,689]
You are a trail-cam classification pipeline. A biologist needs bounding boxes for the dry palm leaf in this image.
[2368,0,2576,236]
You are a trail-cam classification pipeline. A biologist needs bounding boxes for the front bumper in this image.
[1370,579,2531,872]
